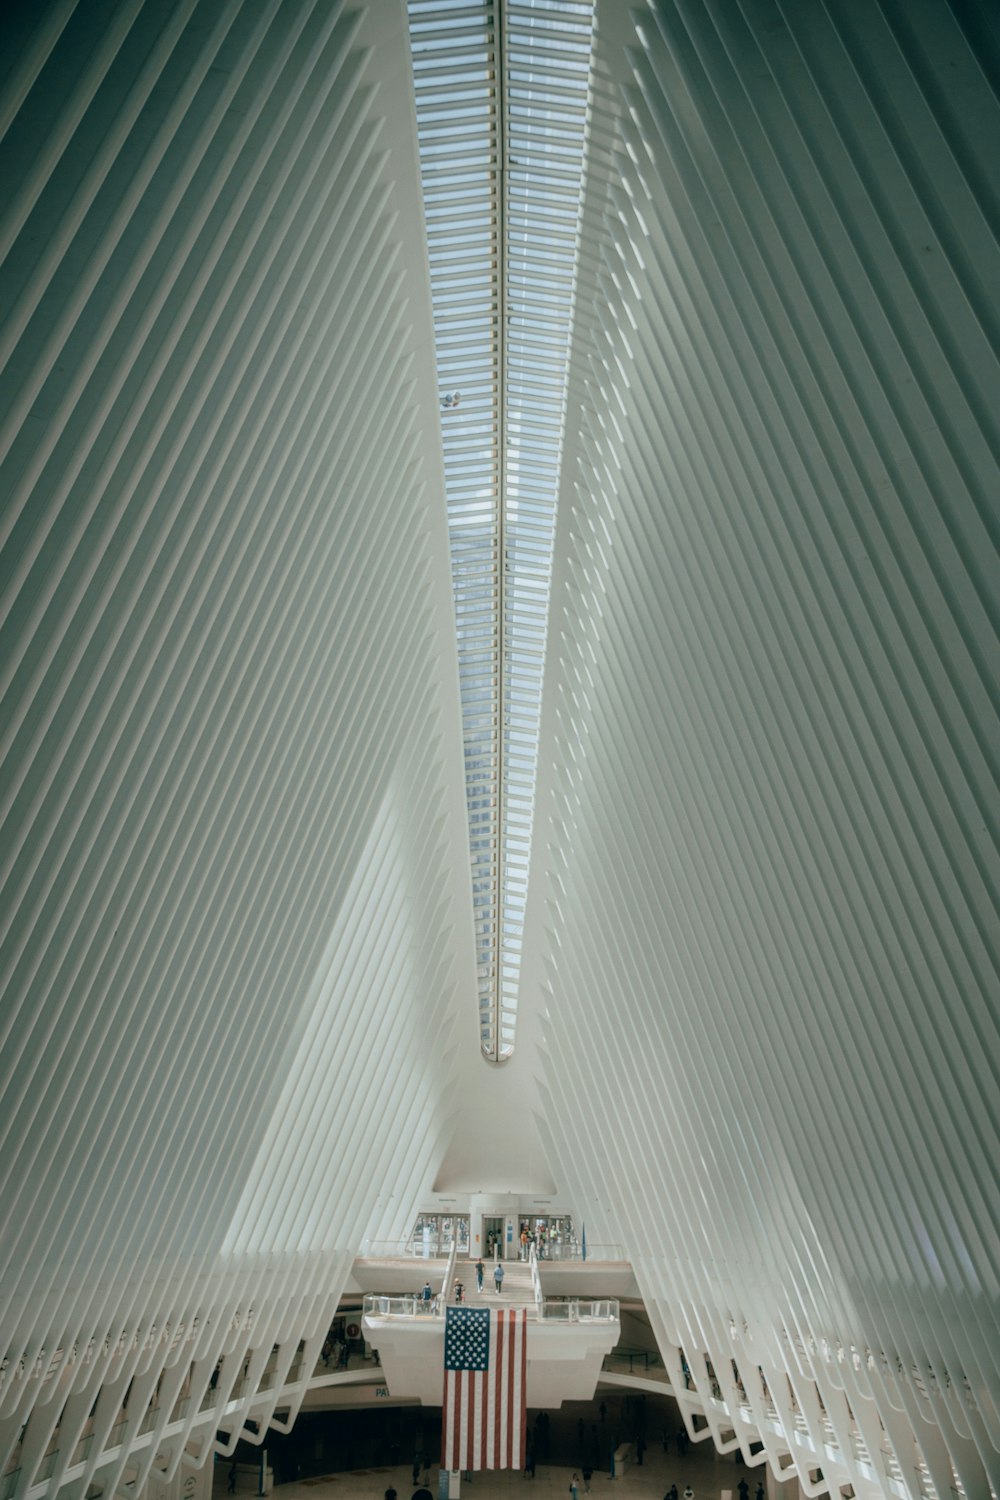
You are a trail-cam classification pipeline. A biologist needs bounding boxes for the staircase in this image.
[457,1259,535,1307]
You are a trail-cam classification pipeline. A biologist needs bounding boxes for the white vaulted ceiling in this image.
[522,5,1000,1498]
[0,2,998,1500]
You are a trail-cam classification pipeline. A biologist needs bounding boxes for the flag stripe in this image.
[519,1305,527,1465]
[509,1314,515,1464]
[492,1311,502,1466]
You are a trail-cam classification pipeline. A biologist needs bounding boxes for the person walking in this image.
[494,1261,505,1293]
[570,1473,580,1500]
[582,1467,592,1494]
[475,1258,485,1292]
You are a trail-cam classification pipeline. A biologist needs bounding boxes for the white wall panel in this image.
[524,1,999,1497]
[0,2,474,1495]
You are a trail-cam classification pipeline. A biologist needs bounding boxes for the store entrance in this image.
[482,1216,505,1260]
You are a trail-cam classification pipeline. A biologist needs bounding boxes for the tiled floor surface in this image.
[218,1430,749,1500]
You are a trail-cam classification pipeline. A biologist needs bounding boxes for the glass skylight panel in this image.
[409,0,592,1062]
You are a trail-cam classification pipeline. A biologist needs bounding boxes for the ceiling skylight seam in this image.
[409,0,593,1062]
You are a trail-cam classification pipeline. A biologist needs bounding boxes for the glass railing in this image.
[538,1242,625,1261]
[537,1299,619,1322]
[363,1294,440,1318]
[363,1294,618,1322]
[363,1235,468,1259]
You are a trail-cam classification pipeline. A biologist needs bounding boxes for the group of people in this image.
[660,1478,763,1500]
[321,1333,349,1369]
[518,1221,559,1260]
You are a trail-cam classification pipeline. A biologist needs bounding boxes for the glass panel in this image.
[409,0,592,1061]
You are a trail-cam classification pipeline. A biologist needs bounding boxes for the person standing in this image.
[582,1467,592,1494]
[755,1485,765,1500]
[683,1485,694,1500]
[494,1261,505,1293]
[570,1473,580,1500]
[385,1488,397,1500]
[738,1479,750,1500]
[421,1282,432,1309]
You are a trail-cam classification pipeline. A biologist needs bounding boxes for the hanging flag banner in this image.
[441,1305,527,1471]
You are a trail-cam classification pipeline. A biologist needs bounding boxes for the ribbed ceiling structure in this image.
[1,3,998,1500]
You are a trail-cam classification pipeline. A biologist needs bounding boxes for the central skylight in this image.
[408,0,593,1061]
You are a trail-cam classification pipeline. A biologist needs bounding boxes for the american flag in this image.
[441,1305,527,1471]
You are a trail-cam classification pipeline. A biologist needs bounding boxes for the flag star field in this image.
[445,1307,489,1370]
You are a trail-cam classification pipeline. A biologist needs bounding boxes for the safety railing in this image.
[363,1294,440,1318]
[363,1294,619,1323]
[539,1242,625,1261]
[529,1246,543,1307]
[537,1300,619,1322]
[603,1348,655,1371]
